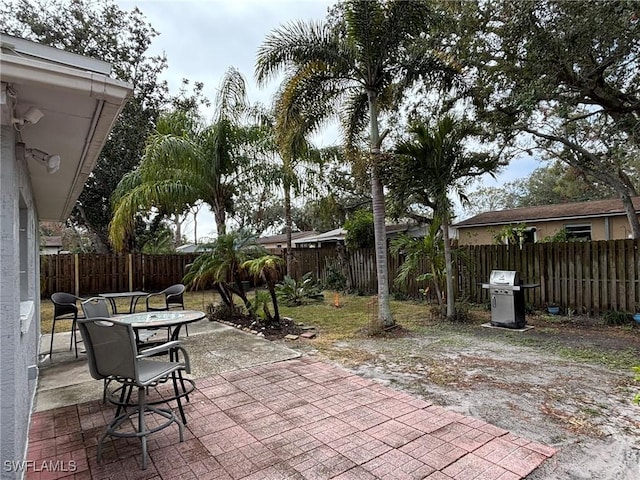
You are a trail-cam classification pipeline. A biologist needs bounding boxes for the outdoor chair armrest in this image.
[138,343,191,374]
[145,292,166,310]
[137,340,181,357]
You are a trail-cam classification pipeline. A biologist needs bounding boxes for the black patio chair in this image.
[49,292,85,358]
[146,284,188,337]
[81,297,111,318]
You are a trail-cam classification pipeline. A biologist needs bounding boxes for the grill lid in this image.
[489,270,520,286]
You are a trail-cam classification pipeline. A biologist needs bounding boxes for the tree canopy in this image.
[452,0,640,234]
[109,68,260,250]
[256,0,460,331]
[1,0,169,251]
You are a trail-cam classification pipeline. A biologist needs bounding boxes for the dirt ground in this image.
[278,312,640,479]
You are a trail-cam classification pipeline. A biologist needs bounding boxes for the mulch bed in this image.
[212,314,305,340]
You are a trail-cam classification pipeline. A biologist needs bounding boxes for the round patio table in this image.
[117,310,206,341]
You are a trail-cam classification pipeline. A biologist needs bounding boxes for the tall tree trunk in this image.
[620,192,640,239]
[284,179,293,276]
[214,206,226,235]
[368,90,393,331]
[192,209,198,244]
[442,212,455,319]
[172,213,183,247]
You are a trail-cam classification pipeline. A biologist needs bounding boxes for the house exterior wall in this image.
[1,125,41,478]
[456,216,634,245]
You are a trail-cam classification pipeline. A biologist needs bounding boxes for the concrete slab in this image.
[34,319,301,412]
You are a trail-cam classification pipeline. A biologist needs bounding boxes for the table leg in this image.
[106,298,118,315]
[131,296,143,313]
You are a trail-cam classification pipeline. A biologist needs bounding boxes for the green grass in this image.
[40,290,639,372]
[554,346,639,370]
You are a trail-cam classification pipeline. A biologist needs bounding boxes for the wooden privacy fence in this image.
[41,239,640,314]
[288,239,640,314]
[40,253,198,297]
[456,240,640,314]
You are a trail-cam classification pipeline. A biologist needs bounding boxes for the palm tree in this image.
[390,222,446,311]
[255,0,459,332]
[393,115,501,318]
[242,255,285,325]
[109,67,251,250]
[272,94,328,275]
[183,230,266,314]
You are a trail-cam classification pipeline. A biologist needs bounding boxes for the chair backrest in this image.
[164,284,185,308]
[77,318,138,381]
[51,292,79,318]
[82,297,111,318]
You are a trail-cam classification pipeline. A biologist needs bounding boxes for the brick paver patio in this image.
[26,357,555,479]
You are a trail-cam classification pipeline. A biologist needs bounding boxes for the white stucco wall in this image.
[1,125,41,479]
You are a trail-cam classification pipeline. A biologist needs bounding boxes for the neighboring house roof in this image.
[294,224,426,246]
[454,197,640,228]
[1,34,132,221]
[258,231,316,245]
[41,235,62,248]
[293,228,346,245]
[176,244,198,253]
[175,243,214,253]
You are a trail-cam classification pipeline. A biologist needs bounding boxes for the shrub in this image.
[249,290,275,324]
[207,302,244,322]
[452,297,474,323]
[344,210,374,250]
[602,310,630,326]
[276,272,324,307]
[324,264,347,291]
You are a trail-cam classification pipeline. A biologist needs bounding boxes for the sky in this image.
[116,0,539,242]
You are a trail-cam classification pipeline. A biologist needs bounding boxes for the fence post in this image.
[74,253,80,297]
[128,253,133,291]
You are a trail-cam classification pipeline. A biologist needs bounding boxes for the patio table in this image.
[117,310,206,341]
[99,291,148,314]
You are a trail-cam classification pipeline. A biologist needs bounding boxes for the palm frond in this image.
[255,19,337,85]
[213,67,248,124]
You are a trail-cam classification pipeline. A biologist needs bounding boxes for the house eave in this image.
[454,211,635,229]
[1,47,132,221]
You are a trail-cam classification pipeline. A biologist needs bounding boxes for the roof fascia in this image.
[455,211,634,228]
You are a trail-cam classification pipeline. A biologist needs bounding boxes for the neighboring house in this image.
[176,243,199,253]
[40,235,62,255]
[294,224,428,248]
[0,34,131,473]
[258,231,316,251]
[454,197,640,245]
[176,243,215,253]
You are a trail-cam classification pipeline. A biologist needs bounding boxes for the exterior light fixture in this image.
[26,148,61,174]
[12,106,44,129]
